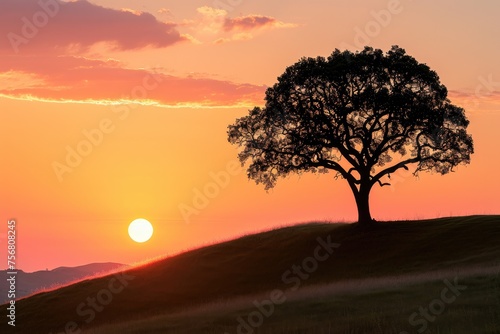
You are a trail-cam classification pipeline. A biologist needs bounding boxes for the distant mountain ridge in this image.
[0,262,127,303]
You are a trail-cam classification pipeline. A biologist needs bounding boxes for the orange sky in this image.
[1,0,499,272]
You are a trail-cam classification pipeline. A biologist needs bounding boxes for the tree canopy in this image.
[228,46,473,224]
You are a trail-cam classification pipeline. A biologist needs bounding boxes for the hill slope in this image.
[4,215,500,333]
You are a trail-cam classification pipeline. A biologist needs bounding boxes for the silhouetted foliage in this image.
[228,46,473,224]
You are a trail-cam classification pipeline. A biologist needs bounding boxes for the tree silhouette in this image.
[228,46,473,225]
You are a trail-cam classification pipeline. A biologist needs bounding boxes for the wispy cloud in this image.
[157,8,173,16]
[0,56,266,107]
[223,15,297,32]
[194,6,297,44]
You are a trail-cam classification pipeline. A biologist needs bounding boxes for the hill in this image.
[3,215,500,333]
[0,263,127,304]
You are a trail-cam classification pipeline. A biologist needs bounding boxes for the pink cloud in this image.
[193,7,297,44]
[0,55,266,107]
[0,2,269,107]
[0,0,186,54]
[223,15,296,32]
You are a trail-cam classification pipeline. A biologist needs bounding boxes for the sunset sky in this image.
[1,0,499,272]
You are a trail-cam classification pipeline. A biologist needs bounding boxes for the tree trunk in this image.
[354,186,373,225]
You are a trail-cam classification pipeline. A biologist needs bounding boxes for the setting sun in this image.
[128,218,154,243]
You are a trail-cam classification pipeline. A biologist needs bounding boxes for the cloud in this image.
[0,55,266,107]
[157,8,172,16]
[197,6,227,19]
[0,0,187,54]
[0,2,270,107]
[194,6,296,43]
[195,6,227,34]
[223,15,297,32]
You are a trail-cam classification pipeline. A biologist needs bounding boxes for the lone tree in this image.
[228,46,473,225]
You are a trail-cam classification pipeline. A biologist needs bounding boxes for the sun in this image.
[128,218,153,243]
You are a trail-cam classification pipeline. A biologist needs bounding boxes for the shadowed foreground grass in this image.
[3,215,500,333]
[85,265,500,334]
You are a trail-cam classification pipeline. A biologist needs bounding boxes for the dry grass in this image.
[84,264,500,333]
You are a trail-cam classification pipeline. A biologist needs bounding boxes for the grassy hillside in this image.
[85,266,500,334]
[3,215,500,333]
